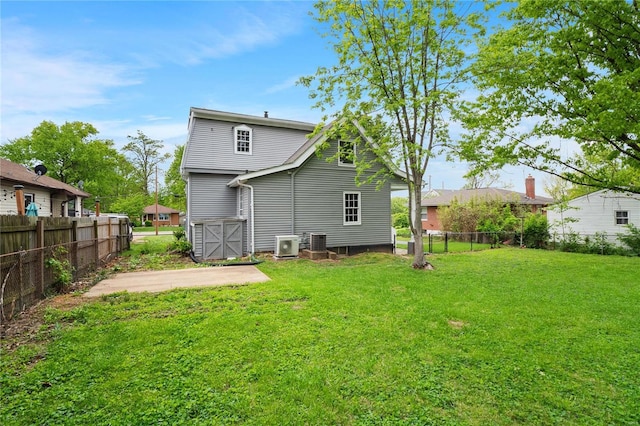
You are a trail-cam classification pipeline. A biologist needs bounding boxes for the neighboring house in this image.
[143,204,181,226]
[547,189,640,239]
[0,158,90,217]
[421,175,554,233]
[181,108,405,259]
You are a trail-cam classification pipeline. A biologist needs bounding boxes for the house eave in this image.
[190,107,316,132]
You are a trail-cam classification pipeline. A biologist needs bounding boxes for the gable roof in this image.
[189,108,316,132]
[421,187,554,207]
[143,204,180,214]
[227,119,407,188]
[0,158,90,198]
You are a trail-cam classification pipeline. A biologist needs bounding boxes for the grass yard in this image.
[1,249,639,424]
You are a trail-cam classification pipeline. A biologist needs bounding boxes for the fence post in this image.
[71,220,79,280]
[93,219,99,269]
[36,219,44,297]
[444,232,449,253]
[108,217,113,257]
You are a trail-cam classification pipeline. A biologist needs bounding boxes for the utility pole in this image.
[155,165,159,236]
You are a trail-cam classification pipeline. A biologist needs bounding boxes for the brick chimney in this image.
[525,174,535,199]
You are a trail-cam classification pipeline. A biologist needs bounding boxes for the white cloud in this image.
[0,19,140,116]
[264,76,301,95]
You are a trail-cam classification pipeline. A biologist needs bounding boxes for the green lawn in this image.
[2,249,639,424]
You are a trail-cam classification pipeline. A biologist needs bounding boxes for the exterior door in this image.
[202,220,243,259]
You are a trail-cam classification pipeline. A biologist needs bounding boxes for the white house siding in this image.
[547,190,640,239]
[0,184,52,216]
[188,173,237,219]
[246,173,293,251]
[183,117,311,173]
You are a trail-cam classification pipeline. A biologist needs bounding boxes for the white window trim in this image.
[338,139,356,167]
[421,207,428,221]
[343,191,361,226]
[615,210,629,225]
[234,124,253,155]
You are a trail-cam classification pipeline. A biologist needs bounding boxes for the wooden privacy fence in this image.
[0,216,130,323]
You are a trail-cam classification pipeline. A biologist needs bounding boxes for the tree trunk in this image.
[411,179,433,269]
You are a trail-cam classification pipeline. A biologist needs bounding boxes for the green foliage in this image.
[123,130,171,196]
[459,1,640,194]
[45,246,74,292]
[145,220,152,227]
[391,197,410,228]
[618,224,640,255]
[2,251,640,424]
[300,0,486,268]
[109,193,153,222]
[0,120,137,212]
[163,145,186,211]
[522,214,549,249]
[439,196,519,235]
[395,227,411,238]
[169,227,192,255]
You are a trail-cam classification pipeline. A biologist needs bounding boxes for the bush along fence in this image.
[0,216,131,323]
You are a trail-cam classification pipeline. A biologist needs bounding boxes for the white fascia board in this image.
[190,107,316,132]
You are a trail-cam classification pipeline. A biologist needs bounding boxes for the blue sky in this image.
[1,0,549,195]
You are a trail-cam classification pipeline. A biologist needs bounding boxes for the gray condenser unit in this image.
[310,233,327,252]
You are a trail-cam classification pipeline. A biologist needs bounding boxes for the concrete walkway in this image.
[83,266,270,297]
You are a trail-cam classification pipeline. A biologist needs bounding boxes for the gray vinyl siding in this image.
[188,173,237,220]
[248,173,293,251]
[293,151,393,248]
[184,117,310,172]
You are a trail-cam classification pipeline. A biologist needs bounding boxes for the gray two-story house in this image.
[181,108,405,260]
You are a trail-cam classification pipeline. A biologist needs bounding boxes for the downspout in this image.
[290,168,301,234]
[237,181,255,255]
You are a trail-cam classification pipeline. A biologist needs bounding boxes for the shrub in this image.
[618,224,640,255]
[395,228,411,238]
[392,212,410,229]
[169,227,192,255]
[145,220,152,227]
[45,246,74,292]
[523,214,549,249]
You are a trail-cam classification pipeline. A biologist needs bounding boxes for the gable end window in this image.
[234,125,252,155]
[338,140,355,166]
[615,210,629,225]
[344,191,361,225]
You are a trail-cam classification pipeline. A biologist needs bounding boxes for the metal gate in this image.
[202,220,243,259]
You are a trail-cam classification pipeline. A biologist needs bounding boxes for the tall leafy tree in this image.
[459,0,640,194]
[163,145,186,211]
[123,130,171,195]
[300,0,484,268]
[0,120,133,211]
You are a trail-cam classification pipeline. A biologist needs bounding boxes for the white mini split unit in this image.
[275,235,299,257]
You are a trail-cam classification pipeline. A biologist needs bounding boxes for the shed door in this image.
[203,223,223,259]
[202,221,243,260]
[224,222,242,258]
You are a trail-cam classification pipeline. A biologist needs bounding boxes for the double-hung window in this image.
[338,140,355,166]
[615,210,629,225]
[158,213,170,221]
[344,191,361,225]
[234,125,252,155]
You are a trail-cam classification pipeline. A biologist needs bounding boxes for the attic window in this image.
[338,140,355,166]
[234,125,252,155]
[615,210,629,225]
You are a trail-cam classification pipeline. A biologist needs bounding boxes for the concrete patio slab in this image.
[83,266,270,297]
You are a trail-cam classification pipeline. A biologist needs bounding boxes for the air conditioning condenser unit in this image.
[275,235,299,257]
[310,233,327,252]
